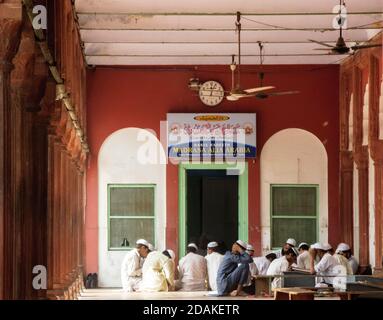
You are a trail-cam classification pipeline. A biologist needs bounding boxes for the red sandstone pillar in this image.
[339,150,354,245]
[374,160,383,272]
[355,148,370,270]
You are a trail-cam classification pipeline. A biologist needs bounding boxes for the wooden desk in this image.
[273,287,315,300]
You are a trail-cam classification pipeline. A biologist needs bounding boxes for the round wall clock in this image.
[198,80,225,107]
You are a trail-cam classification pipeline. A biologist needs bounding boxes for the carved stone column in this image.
[339,150,354,245]
[354,148,370,271]
[0,18,21,300]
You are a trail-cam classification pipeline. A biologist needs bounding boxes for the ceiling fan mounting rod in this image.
[236,11,241,88]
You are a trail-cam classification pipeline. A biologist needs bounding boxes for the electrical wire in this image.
[242,15,383,31]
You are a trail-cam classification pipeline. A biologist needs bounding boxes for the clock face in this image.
[199,81,225,106]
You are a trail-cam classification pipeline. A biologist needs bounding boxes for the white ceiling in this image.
[75,0,383,65]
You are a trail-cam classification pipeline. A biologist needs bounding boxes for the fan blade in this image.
[266,90,300,97]
[244,86,275,94]
[308,39,335,48]
[351,44,382,50]
[226,95,239,101]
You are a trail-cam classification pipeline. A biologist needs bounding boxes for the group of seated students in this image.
[120,238,359,296]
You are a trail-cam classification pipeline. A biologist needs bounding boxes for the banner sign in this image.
[167,113,256,159]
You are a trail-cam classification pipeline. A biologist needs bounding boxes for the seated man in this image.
[336,243,359,274]
[216,240,253,296]
[243,244,258,294]
[309,242,340,287]
[205,241,224,292]
[274,238,297,258]
[297,242,311,270]
[253,252,277,275]
[139,248,175,292]
[334,244,353,275]
[121,239,150,292]
[266,248,297,289]
[177,243,207,291]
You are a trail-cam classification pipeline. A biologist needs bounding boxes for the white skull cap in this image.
[187,243,198,250]
[207,241,219,248]
[322,243,332,251]
[166,249,176,260]
[336,243,351,253]
[246,244,254,251]
[298,242,309,249]
[310,242,324,250]
[286,238,297,247]
[136,239,149,247]
[236,240,247,250]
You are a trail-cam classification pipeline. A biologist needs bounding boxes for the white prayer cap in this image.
[136,239,149,247]
[298,242,309,249]
[187,243,198,250]
[166,249,176,260]
[207,241,219,248]
[246,244,254,251]
[236,240,247,250]
[310,242,324,250]
[286,238,297,247]
[336,243,350,253]
[322,243,332,251]
[148,243,155,251]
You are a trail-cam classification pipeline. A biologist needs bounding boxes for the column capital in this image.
[0,18,21,63]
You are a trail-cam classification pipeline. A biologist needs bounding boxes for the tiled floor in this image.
[78,288,340,300]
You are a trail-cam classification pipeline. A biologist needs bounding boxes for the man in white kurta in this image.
[253,252,276,275]
[266,248,297,289]
[309,243,340,286]
[121,239,150,292]
[297,242,311,270]
[336,243,358,274]
[274,238,297,258]
[177,243,207,291]
[139,250,175,292]
[205,242,224,291]
[334,247,353,275]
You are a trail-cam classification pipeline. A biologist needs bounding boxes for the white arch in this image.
[260,128,328,253]
[98,128,166,287]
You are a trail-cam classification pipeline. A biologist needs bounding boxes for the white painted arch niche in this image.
[98,128,166,287]
[260,128,328,254]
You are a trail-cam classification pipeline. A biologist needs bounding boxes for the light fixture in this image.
[188,78,201,91]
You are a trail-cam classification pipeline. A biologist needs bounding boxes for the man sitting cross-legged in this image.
[216,240,253,297]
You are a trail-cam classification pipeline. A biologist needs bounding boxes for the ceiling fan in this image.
[309,0,382,55]
[226,12,275,101]
[252,42,300,99]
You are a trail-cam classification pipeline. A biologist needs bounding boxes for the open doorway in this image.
[186,170,238,255]
[179,163,248,257]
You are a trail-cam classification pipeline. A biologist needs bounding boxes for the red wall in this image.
[85,65,340,273]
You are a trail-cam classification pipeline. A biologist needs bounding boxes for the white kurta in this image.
[297,250,311,270]
[140,251,175,292]
[266,256,290,289]
[177,252,207,291]
[121,249,144,292]
[314,253,340,285]
[253,256,271,275]
[333,254,353,275]
[205,252,224,291]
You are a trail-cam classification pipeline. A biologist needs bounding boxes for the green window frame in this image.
[107,184,156,251]
[270,184,318,250]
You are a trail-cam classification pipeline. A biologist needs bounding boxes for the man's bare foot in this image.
[230,290,238,296]
[230,290,247,297]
